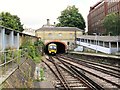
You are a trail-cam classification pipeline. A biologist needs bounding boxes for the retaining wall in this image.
[0,58,36,88]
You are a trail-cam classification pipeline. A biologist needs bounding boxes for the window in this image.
[48,33,52,37]
[70,33,73,38]
[58,33,62,37]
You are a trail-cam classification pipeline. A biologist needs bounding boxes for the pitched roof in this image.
[36,27,83,32]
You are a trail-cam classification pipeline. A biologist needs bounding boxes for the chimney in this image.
[47,19,50,26]
[54,22,56,25]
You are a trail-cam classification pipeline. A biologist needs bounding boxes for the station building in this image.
[35,19,83,53]
[88,0,120,35]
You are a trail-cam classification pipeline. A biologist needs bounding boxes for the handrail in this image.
[0,49,27,76]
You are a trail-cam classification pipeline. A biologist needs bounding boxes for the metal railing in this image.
[0,49,27,78]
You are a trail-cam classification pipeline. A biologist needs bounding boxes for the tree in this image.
[0,12,24,32]
[103,13,120,36]
[56,5,86,30]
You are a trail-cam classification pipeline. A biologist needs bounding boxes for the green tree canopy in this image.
[56,5,86,30]
[103,13,120,36]
[0,12,24,32]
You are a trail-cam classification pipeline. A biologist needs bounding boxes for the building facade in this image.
[22,28,35,36]
[35,19,83,51]
[35,27,83,50]
[88,0,120,35]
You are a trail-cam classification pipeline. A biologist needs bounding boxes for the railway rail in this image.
[68,54,120,69]
[59,55,120,78]
[42,55,104,90]
[56,54,120,89]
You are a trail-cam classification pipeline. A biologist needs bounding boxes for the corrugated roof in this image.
[36,27,83,32]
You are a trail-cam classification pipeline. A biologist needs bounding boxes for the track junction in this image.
[42,54,120,90]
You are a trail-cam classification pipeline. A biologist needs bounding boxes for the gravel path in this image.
[33,56,56,89]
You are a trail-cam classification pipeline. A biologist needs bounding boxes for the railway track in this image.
[67,54,120,70]
[59,55,120,78]
[42,56,104,90]
[56,54,120,89]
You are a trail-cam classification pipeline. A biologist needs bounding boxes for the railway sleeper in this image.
[56,83,87,89]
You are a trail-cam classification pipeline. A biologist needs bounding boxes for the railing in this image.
[0,49,27,79]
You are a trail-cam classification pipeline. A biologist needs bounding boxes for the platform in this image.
[69,51,120,59]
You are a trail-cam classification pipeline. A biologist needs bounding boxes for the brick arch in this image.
[45,40,67,49]
[45,40,67,54]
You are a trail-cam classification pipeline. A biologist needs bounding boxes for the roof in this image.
[78,35,120,42]
[0,25,37,38]
[35,27,83,32]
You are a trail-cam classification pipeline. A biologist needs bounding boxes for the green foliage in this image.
[0,49,21,64]
[27,45,41,63]
[0,84,3,90]
[34,39,44,47]
[0,12,24,32]
[34,40,44,56]
[0,53,5,63]
[40,68,45,81]
[56,5,86,30]
[103,13,120,36]
[20,37,41,63]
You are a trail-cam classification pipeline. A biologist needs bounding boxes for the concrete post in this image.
[109,42,111,53]
[1,28,5,51]
[103,41,105,47]
[109,42,111,48]
[17,33,19,50]
[90,40,91,44]
[79,39,81,45]
[87,39,88,43]
[10,31,14,48]
[117,42,119,52]
[98,41,100,46]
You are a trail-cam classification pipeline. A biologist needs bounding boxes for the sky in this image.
[0,0,100,30]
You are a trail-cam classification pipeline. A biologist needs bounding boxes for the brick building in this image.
[88,0,120,35]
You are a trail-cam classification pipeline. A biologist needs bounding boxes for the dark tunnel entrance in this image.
[45,42,66,54]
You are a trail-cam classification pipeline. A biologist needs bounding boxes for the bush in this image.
[20,37,42,63]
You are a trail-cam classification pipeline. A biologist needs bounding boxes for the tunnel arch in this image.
[45,41,67,54]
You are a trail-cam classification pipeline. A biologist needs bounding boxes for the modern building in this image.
[88,0,120,35]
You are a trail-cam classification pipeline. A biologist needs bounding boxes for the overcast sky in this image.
[0,0,99,30]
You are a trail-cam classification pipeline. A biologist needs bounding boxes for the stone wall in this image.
[0,58,36,88]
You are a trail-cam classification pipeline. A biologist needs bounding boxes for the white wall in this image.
[80,42,111,54]
[5,34,11,48]
[14,35,17,48]
[79,42,119,54]
[111,48,118,53]
[0,26,37,51]
[4,32,19,49]
[2,31,18,50]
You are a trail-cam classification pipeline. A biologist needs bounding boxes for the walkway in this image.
[69,51,120,59]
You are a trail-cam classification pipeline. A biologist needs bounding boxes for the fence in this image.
[0,49,27,78]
